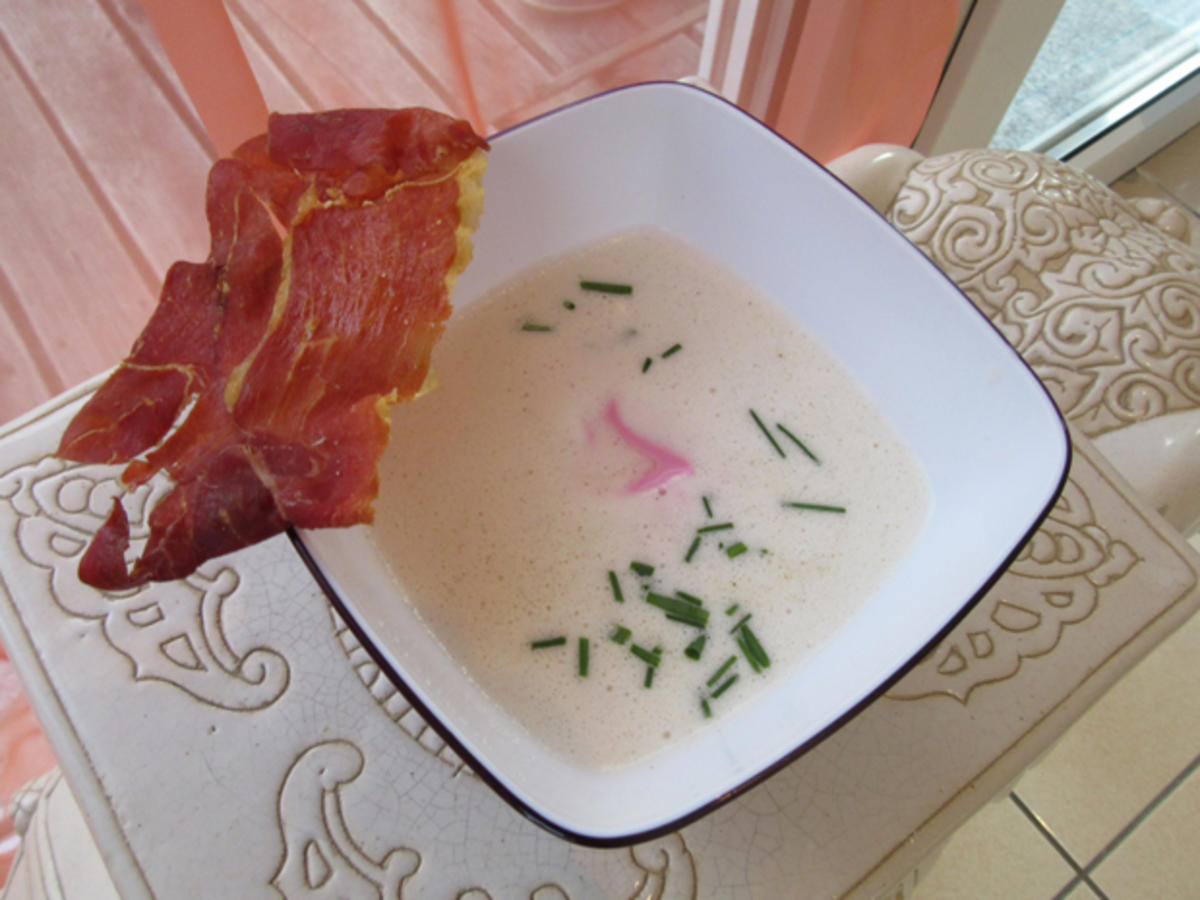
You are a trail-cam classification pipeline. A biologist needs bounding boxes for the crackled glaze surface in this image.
[0,378,1195,898]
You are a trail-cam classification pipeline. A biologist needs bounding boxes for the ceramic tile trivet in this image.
[0,377,1195,898]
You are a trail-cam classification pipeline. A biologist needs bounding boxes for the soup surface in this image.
[374,228,929,769]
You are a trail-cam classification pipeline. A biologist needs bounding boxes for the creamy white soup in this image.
[373,228,929,769]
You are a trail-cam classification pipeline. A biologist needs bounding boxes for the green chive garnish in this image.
[646,592,709,628]
[642,357,653,373]
[776,424,819,463]
[737,625,770,672]
[750,409,786,458]
[631,643,662,667]
[702,495,714,518]
[661,343,682,358]
[580,280,632,294]
[630,561,655,577]
[706,655,737,687]
[684,634,707,660]
[701,698,713,718]
[726,542,748,559]
[609,625,632,645]
[608,569,624,603]
[675,590,704,606]
[710,673,739,698]
[730,612,752,633]
[684,535,702,563]
[563,299,576,310]
[644,666,656,688]
[696,522,734,534]
[725,603,741,616]
[578,637,590,677]
[531,636,567,649]
[520,321,553,332]
[783,501,847,513]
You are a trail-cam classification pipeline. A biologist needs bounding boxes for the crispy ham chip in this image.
[58,108,488,590]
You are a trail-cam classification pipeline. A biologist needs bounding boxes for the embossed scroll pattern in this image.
[330,606,467,771]
[271,741,420,898]
[888,476,1138,703]
[888,149,1200,438]
[272,739,698,899]
[0,456,289,710]
[328,609,699,899]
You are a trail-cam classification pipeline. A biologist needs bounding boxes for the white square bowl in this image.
[294,82,1069,845]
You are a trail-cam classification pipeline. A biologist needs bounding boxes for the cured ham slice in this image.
[58,108,488,590]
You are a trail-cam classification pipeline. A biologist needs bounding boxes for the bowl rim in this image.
[289,80,1072,847]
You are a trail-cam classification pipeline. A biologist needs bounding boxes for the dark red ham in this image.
[58,108,488,589]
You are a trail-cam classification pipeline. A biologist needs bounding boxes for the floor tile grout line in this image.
[1076,747,1200,880]
[96,0,215,160]
[1007,792,1110,900]
[0,24,162,300]
[478,0,563,75]
[0,265,64,399]
[490,7,706,129]
[224,0,324,112]
[345,0,463,116]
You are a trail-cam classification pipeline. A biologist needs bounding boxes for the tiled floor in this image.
[911,126,1200,900]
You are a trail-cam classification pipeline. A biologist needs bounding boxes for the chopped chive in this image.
[696,522,734,534]
[630,561,655,577]
[726,541,748,559]
[684,535,702,563]
[578,637,590,677]
[684,634,707,660]
[750,409,786,458]
[531,636,567,649]
[562,299,576,310]
[608,570,624,603]
[737,625,770,672]
[776,424,819,463]
[730,612,753,633]
[706,655,737,687]
[646,592,709,628]
[701,698,713,718]
[740,645,762,672]
[580,280,633,294]
[644,665,656,688]
[630,643,662,667]
[642,357,653,373]
[710,673,739,698]
[783,501,847,514]
[702,495,713,518]
[662,609,708,628]
[744,626,769,667]
[520,321,553,332]
[738,633,761,672]
[725,603,741,616]
[661,343,683,358]
[675,590,704,606]
[609,625,632,645]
